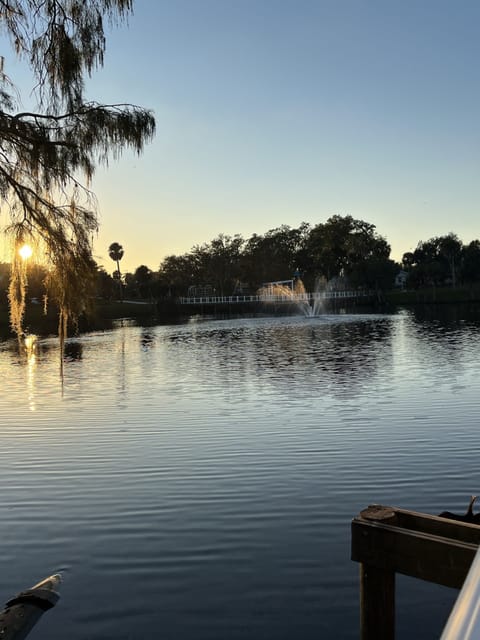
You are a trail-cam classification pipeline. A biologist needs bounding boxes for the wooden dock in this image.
[352,505,480,639]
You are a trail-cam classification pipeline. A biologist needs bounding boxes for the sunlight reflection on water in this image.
[1,311,480,639]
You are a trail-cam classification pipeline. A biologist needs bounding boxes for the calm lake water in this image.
[1,308,480,639]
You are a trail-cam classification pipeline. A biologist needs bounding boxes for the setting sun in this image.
[19,244,33,260]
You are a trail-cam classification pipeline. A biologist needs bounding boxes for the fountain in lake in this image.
[258,277,326,317]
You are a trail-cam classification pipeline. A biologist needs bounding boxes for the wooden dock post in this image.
[360,563,395,640]
[352,505,480,640]
[356,506,397,639]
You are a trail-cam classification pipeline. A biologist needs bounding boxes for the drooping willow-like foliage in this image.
[0,0,155,341]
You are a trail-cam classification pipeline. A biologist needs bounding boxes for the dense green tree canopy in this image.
[131,264,153,298]
[400,233,480,288]
[158,253,200,296]
[157,216,398,296]
[462,241,480,284]
[243,224,310,287]
[406,234,462,287]
[305,216,391,279]
[0,0,155,338]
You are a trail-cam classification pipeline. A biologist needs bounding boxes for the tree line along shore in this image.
[2,215,480,338]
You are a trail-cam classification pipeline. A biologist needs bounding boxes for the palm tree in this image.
[108,242,124,300]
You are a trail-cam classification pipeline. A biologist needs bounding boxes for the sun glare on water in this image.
[19,244,33,260]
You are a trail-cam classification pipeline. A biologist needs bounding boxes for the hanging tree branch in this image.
[0,0,156,340]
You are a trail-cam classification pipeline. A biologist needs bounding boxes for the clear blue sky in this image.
[3,0,480,273]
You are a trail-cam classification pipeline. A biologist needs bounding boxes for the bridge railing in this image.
[178,290,373,305]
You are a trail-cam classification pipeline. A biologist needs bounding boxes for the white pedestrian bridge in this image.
[178,290,373,305]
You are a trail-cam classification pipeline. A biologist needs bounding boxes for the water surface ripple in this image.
[1,311,480,638]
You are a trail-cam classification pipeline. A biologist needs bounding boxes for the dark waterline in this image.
[1,309,479,639]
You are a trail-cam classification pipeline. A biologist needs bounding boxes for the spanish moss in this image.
[0,0,155,357]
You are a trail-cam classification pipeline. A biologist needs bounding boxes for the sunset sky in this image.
[1,0,479,274]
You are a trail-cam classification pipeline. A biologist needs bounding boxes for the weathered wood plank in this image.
[393,507,480,545]
[352,505,480,640]
[352,505,480,589]
[352,518,477,588]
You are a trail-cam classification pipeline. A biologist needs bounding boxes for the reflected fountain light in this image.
[24,334,37,353]
[24,334,38,412]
